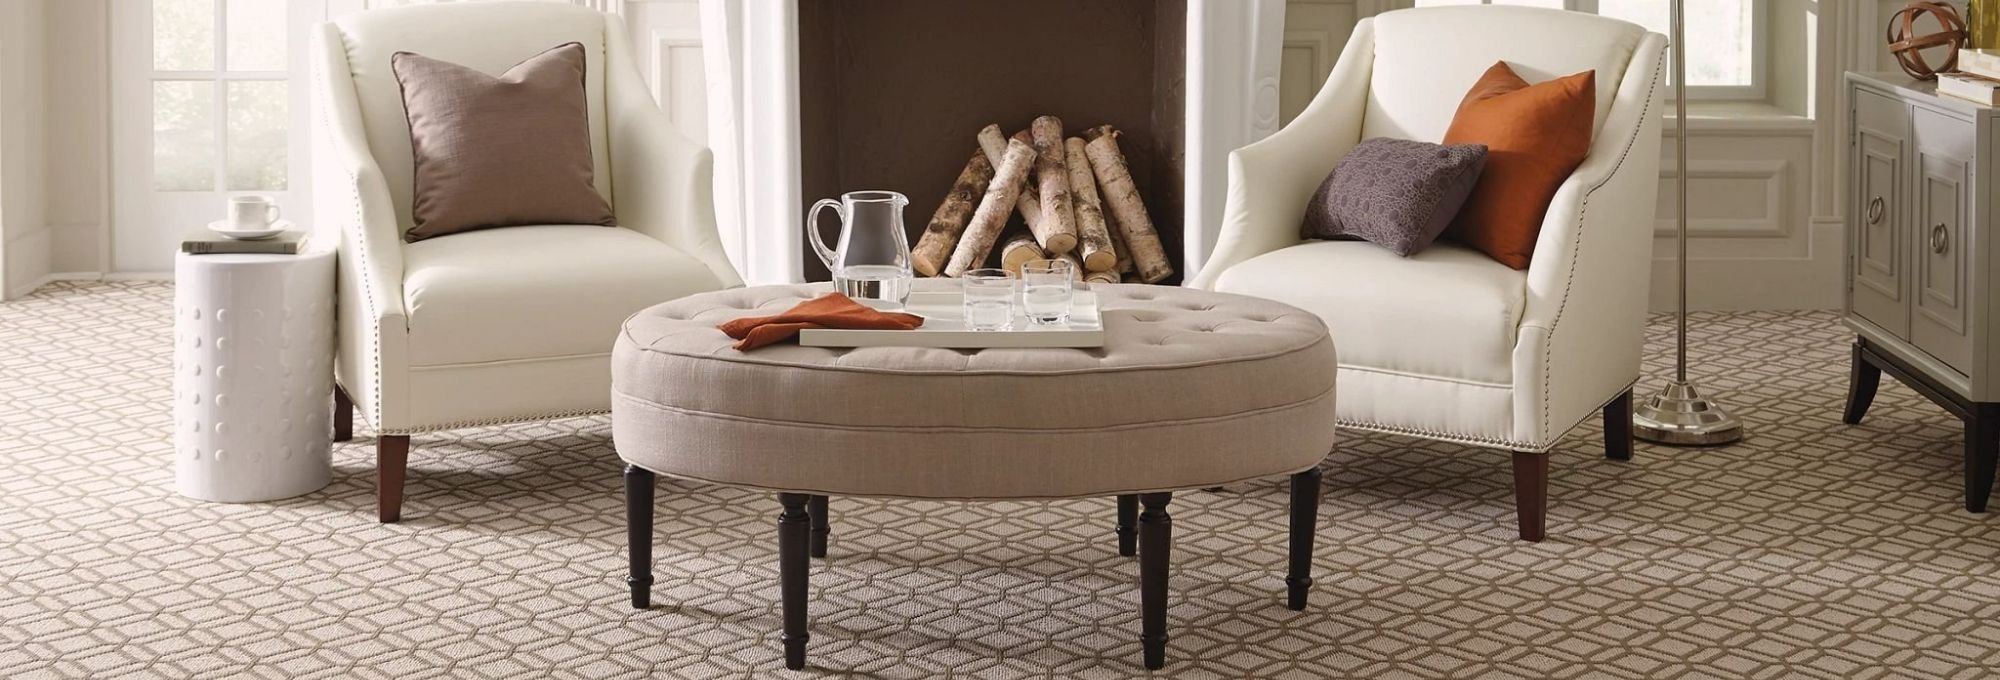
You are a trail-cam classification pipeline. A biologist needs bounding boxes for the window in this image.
[149,0,290,192]
[1412,0,1765,100]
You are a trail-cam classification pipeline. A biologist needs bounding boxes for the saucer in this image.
[208,219,291,241]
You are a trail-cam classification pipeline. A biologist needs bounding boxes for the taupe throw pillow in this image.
[392,42,614,242]
[1301,137,1487,257]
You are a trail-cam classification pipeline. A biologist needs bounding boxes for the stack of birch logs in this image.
[910,116,1173,285]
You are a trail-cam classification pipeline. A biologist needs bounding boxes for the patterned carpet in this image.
[3,281,1998,679]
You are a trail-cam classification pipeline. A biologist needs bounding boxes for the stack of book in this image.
[1939,49,2000,106]
[180,229,308,255]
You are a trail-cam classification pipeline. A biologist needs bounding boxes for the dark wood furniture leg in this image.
[1968,405,1999,513]
[1850,338,2000,513]
[1286,467,1321,611]
[777,493,812,670]
[625,464,655,609]
[808,495,830,559]
[333,386,353,442]
[1604,389,1633,461]
[1843,340,1882,425]
[377,435,410,523]
[1138,492,1173,670]
[1512,452,1548,542]
[1115,494,1138,557]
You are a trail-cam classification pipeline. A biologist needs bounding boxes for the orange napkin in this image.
[718,292,924,351]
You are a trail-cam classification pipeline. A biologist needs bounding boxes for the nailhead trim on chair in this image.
[1339,380,1637,455]
[315,37,392,432]
[1535,44,1664,442]
[375,408,613,436]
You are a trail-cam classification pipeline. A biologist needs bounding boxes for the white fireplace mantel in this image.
[698,0,1284,285]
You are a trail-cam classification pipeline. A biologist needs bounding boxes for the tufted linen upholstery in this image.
[611,283,1339,499]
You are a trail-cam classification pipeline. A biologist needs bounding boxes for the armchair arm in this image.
[603,18,744,288]
[1191,20,1376,289]
[1510,34,1668,447]
[313,24,411,429]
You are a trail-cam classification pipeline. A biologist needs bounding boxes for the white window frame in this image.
[1410,0,1769,102]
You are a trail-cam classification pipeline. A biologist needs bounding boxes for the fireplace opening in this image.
[798,0,1188,284]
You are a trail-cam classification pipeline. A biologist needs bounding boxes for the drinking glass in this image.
[961,269,1016,331]
[1020,259,1074,325]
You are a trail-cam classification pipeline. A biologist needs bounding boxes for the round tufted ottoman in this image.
[612,282,1337,671]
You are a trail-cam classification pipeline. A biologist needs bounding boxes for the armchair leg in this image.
[1604,389,1633,461]
[1511,452,1548,542]
[333,386,354,443]
[378,435,410,523]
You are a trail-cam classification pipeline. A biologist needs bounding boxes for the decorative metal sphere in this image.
[1889,1,1970,80]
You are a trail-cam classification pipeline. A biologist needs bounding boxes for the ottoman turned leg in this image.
[1115,495,1138,557]
[333,386,353,443]
[777,494,813,670]
[1138,492,1173,670]
[1286,468,1322,611]
[808,495,830,558]
[625,464,655,610]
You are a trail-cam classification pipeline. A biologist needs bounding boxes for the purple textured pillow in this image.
[1301,137,1487,256]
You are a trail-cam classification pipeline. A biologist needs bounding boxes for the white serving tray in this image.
[799,289,1104,348]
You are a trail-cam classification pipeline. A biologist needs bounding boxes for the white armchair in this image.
[312,2,742,522]
[1191,6,1667,541]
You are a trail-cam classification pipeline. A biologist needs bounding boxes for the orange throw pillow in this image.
[1442,62,1596,270]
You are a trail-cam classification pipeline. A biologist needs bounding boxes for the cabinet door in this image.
[1910,107,1975,374]
[1852,90,1909,337]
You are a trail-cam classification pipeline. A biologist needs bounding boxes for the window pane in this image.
[1600,0,1755,87]
[225,0,287,71]
[154,81,216,191]
[153,0,215,71]
[226,81,288,191]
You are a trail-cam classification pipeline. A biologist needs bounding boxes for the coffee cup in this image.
[227,196,281,231]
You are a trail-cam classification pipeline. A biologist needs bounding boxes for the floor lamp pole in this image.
[1632,0,1745,446]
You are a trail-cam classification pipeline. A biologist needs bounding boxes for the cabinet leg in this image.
[1844,340,1882,425]
[1967,405,1999,514]
[625,465,655,609]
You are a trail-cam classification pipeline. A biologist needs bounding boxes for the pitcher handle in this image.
[806,198,842,271]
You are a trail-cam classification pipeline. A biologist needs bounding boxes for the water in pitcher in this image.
[835,264,911,308]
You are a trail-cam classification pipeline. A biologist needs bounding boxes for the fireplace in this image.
[796,0,1187,283]
[700,0,1283,286]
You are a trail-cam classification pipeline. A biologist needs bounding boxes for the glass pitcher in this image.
[808,190,913,309]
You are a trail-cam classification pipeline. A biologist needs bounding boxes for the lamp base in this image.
[1633,380,1744,446]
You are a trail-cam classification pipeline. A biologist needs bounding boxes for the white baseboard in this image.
[102,271,172,282]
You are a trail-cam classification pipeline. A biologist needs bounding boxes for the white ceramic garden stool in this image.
[173,246,336,502]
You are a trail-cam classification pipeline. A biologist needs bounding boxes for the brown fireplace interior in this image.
[798,0,1187,283]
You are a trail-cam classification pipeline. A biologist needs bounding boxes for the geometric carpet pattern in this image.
[3,281,1998,679]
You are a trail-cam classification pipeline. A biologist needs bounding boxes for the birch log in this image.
[1028,116,1079,255]
[999,231,1044,276]
[1064,137,1115,272]
[911,150,995,276]
[1057,252,1086,283]
[1084,128,1172,283]
[1104,203,1134,274]
[977,124,1041,230]
[945,138,1037,277]
[1084,270,1120,285]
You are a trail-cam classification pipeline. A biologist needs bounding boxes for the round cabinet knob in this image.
[1932,223,1950,254]
[1867,197,1885,224]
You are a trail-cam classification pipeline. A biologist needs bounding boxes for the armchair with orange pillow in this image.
[1191,5,1667,541]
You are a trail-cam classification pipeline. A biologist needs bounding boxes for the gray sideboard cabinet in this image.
[1842,72,2000,513]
